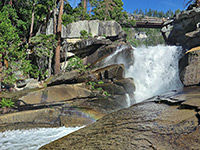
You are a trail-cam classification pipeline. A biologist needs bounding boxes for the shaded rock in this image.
[39,100,199,150]
[162,7,200,49]
[114,78,135,95]
[47,70,80,86]
[179,51,200,86]
[96,83,126,95]
[83,42,132,67]
[60,37,112,61]
[93,64,125,81]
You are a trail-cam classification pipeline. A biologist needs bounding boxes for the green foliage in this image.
[103,91,111,97]
[87,80,111,97]
[0,6,32,84]
[87,81,97,90]
[66,56,89,72]
[0,98,15,108]
[80,30,92,39]
[92,0,129,25]
[30,34,56,79]
[98,81,104,84]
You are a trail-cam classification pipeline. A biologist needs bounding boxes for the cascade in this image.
[103,44,183,104]
[126,45,183,103]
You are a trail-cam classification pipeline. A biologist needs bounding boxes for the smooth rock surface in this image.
[39,100,200,150]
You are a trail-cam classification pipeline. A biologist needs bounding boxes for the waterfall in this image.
[126,45,183,103]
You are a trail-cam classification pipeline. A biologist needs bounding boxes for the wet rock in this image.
[39,101,200,150]
[114,78,135,95]
[0,108,60,132]
[179,51,200,86]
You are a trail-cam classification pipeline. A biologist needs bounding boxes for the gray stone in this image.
[162,7,200,49]
[179,51,200,86]
[64,20,123,38]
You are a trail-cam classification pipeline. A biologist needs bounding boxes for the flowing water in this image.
[0,126,83,150]
[127,45,183,103]
[104,44,183,103]
[0,45,184,149]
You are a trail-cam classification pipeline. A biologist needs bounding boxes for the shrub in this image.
[80,30,92,39]
[65,56,88,72]
[0,98,15,108]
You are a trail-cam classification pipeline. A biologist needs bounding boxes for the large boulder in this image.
[161,7,200,49]
[39,87,200,150]
[179,51,200,86]
[65,20,124,38]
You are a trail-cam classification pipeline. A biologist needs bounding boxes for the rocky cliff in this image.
[162,7,200,50]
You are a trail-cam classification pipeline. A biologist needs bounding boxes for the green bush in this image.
[65,56,88,72]
[80,30,92,39]
[0,98,15,108]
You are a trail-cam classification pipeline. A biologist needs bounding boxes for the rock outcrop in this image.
[179,50,200,86]
[162,7,200,49]
[37,19,125,39]
[65,20,124,38]
[40,87,200,150]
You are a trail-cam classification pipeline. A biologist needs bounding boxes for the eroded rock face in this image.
[162,7,200,49]
[179,51,200,86]
[39,87,200,150]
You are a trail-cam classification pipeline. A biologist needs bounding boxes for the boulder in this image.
[47,70,80,86]
[65,20,124,38]
[179,51,200,86]
[18,84,92,105]
[162,7,200,49]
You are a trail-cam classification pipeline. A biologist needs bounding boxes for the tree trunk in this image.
[83,0,87,9]
[53,0,57,35]
[28,0,35,44]
[54,0,63,74]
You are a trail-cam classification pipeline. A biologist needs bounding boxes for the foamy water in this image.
[126,45,183,102]
[103,44,183,103]
[0,126,83,150]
